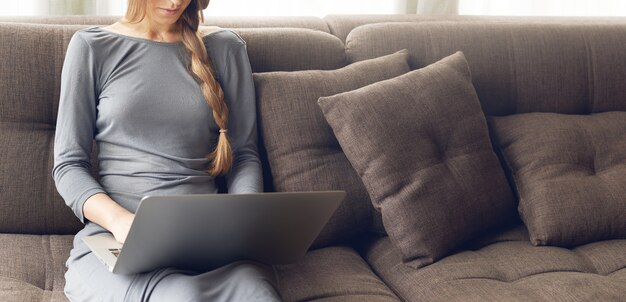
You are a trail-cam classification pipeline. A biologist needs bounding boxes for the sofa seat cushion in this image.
[275,246,400,302]
[0,235,401,302]
[0,234,73,302]
[361,225,626,302]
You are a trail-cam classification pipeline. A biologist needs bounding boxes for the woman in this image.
[52,0,282,301]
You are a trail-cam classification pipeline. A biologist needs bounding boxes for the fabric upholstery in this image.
[0,235,403,302]
[325,15,626,42]
[345,22,626,116]
[324,14,453,42]
[0,234,73,302]
[361,225,626,302]
[236,28,346,72]
[275,246,400,302]
[0,23,89,234]
[214,27,347,191]
[204,16,331,32]
[318,52,516,268]
[253,49,412,247]
[488,112,626,247]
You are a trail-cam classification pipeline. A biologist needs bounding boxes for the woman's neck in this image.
[137,18,180,42]
[120,17,182,43]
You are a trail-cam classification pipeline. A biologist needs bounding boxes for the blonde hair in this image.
[125,0,232,176]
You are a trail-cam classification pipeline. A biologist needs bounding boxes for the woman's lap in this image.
[65,223,281,302]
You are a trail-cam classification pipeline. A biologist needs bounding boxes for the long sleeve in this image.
[51,33,106,223]
[222,38,263,193]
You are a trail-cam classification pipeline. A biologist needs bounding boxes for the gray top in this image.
[52,26,262,223]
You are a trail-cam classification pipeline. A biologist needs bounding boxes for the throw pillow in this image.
[253,49,412,248]
[318,52,517,267]
[489,112,626,247]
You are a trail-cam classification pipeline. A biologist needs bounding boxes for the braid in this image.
[179,0,233,176]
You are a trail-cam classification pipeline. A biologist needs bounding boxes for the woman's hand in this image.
[110,211,135,244]
[83,193,136,244]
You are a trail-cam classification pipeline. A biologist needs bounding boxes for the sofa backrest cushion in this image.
[326,15,626,43]
[237,28,345,73]
[0,24,89,234]
[0,22,347,234]
[345,21,626,116]
[324,14,453,42]
[253,50,412,248]
[206,16,330,33]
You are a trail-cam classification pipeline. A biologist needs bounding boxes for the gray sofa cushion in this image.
[345,22,626,116]
[325,15,626,43]
[0,24,91,234]
[318,52,516,268]
[362,227,626,302]
[323,14,451,42]
[237,28,346,73]
[275,246,400,302]
[0,234,73,302]
[0,235,402,302]
[253,49,412,247]
[489,112,626,247]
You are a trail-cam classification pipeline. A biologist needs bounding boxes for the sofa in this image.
[0,14,625,302]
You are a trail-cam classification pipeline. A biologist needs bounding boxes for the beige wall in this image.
[47,0,113,15]
[409,0,459,14]
[406,0,418,13]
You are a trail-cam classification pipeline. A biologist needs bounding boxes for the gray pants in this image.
[65,223,282,302]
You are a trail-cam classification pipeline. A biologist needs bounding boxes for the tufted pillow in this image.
[489,112,626,247]
[253,49,412,248]
[318,52,517,267]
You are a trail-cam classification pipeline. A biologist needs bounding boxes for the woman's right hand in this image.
[83,193,136,244]
[110,211,135,244]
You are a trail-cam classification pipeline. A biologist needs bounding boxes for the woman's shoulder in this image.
[64,26,107,58]
[71,26,109,42]
[67,26,120,55]
[200,26,246,51]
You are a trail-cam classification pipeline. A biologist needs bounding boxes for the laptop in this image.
[82,191,345,275]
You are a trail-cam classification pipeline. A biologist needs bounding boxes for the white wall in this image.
[207,0,406,16]
[459,0,626,16]
[0,0,126,16]
[1,0,48,16]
